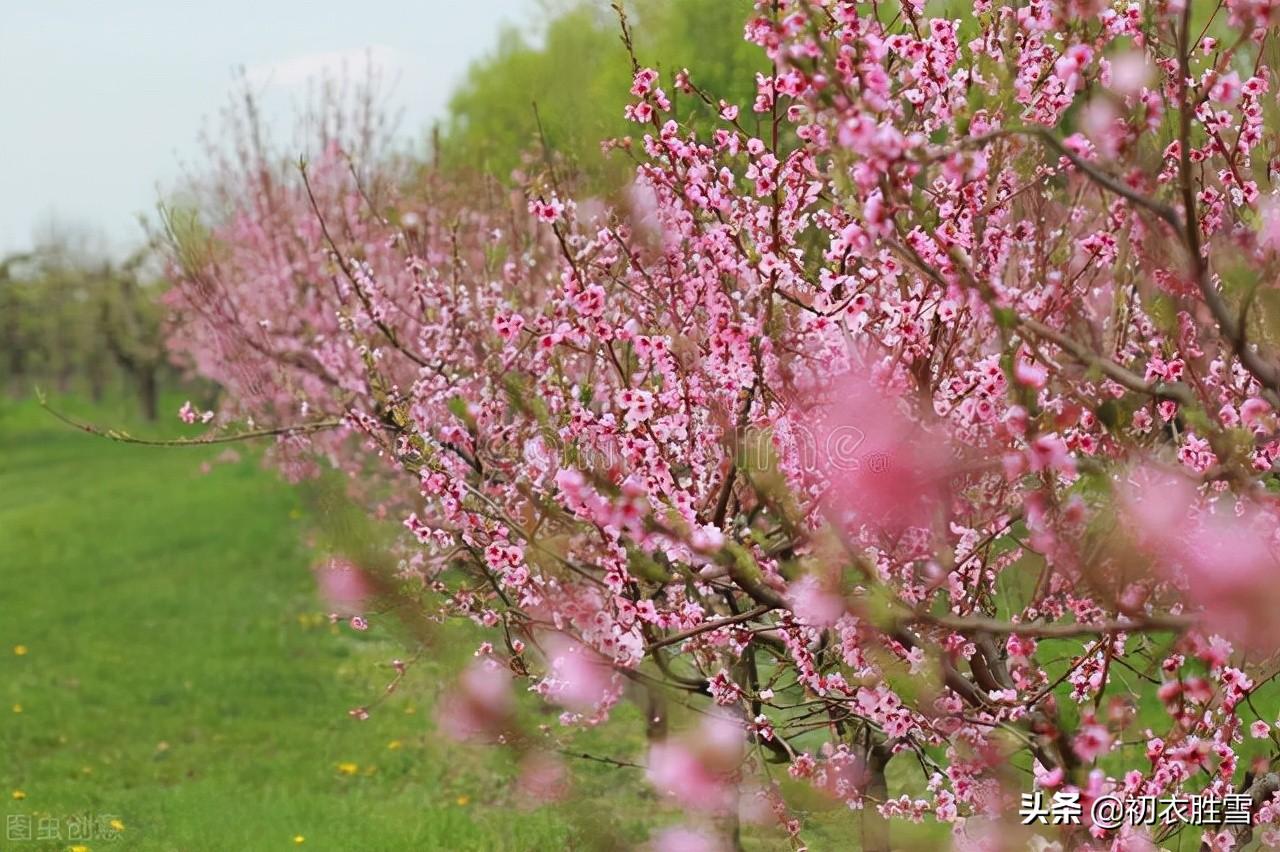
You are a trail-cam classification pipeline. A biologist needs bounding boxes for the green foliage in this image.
[438,0,764,190]
[0,248,174,419]
[1,253,107,399]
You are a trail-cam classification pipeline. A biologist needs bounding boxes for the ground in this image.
[0,396,657,851]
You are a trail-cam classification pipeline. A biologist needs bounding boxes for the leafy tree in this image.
[98,253,167,421]
[438,0,762,188]
[0,253,37,397]
[0,244,169,418]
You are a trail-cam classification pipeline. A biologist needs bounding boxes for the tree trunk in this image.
[716,807,744,852]
[645,686,668,742]
[8,348,25,398]
[87,363,107,403]
[863,744,891,852]
[137,367,159,421]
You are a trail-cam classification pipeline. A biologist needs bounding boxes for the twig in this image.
[645,605,775,652]
[907,610,1193,639]
[38,390,343,448]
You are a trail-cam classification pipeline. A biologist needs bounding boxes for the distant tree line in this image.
[0,243,170,420]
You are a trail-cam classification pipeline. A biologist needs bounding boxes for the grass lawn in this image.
[0,396,659,851]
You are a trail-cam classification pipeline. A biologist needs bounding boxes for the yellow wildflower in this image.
[13,645,28,656]
[336,762,359,776]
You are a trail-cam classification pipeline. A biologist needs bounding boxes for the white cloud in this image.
[244,44,411,89]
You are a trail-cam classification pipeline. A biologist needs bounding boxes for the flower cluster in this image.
[165,1,1280,848]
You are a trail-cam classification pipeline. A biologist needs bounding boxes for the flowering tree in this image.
[146,1,1280,848]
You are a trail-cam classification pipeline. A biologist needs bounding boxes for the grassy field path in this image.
[0,399,580,851]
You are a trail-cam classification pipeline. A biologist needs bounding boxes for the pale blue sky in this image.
[0,1,541,256]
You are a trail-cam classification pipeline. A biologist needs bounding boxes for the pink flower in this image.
[528,195,565,223]
[1033,762,1065,788]
[630,68,659,97]
[571,284,606,318]
[1121,463,1280,650]
[1106,50,1153,96]
[1028,433,1075,475]
[492,312,526,342]
[647,714,743,813]
[814,373,955,535]
[437,659,514,742]
[626,102,655,123]
[1210,71,1243,104]
[314,558,372,616]
[1132,408,1154,433]
[1259,198,1280,254]
[1119,465,1199,547]
[1073,723,1113,762]
[1251,720,1271,739]
[1242,396,1272,428]
[787,574,845,627]
[616,388,656,430]
[1013,359,1048,389]
[542,634,615,713]
[178,401,213,424]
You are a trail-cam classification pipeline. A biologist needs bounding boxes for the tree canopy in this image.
[438,0,762,188]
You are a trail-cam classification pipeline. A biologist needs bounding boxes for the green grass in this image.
[0,396,635,851]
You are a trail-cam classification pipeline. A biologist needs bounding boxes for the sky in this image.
[0,0,539,257]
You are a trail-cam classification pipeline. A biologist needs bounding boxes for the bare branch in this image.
[39,390,344,448]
